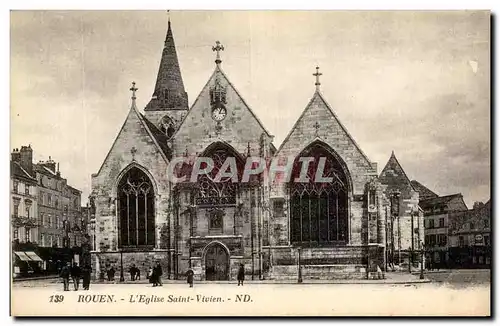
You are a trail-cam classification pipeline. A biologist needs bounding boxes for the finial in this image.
[130,81,138,109]
[313,66,322,91]
[212,40,224,66]
[167,10,171,26]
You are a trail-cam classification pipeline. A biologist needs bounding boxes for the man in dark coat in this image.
[186,269,194,288]
[237,264,245,286]
[129,264,136,281]
[60,262,71,291]
[153,262,163,286]
[70,262,81,291]
[82,264,92,290]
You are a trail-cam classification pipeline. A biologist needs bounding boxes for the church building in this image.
[89,19,423,281]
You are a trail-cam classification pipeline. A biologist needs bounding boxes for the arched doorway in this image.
[204,242,229,281]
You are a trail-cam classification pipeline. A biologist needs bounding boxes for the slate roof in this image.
[11,161,36,182]
[379,151,415,194]
[140,113,173,160]
[410,180,438,200]
[145,20,188,111]
[419,193,463,210]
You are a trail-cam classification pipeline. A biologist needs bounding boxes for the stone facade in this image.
[90,20,419,281]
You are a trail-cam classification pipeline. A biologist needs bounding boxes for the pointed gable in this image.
[276,90,376,194]
[172,65,273,157]
[379,152,416,198]
[145,20,188,111]
[94,106,171,188]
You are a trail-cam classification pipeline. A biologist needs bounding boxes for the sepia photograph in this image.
[9,9,491,317]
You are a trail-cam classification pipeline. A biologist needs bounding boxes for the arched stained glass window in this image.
[118,167,155,247]
[289,142,349,246]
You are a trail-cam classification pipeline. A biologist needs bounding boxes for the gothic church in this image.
[90,20,424,281]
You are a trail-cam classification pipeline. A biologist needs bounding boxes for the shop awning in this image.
[14,251,31,261]
[25,251,43,262]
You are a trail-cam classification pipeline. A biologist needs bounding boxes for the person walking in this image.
[70,262,81,291]
[237,264,245,286]
[82,264,92,290]
[154,262,163,287]
[60,262,71,291]
[107,266,115,282]
[186,268,194,288]
[148,265,155,286]
[129,264,136,281]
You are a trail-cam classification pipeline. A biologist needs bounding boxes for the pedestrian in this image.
[148,265,156,287]
[135,267,141,280]
[154,262,163,286]
[237,263,245,286]
[110,266,116,280]
[107,266,116,282]
[129,264,136,281]
[82,264,92,290]
[70,262,81,291]
[186,268,194,288]
[59,262,71,291]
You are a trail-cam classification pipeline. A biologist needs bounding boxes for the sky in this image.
[10,10,490,208]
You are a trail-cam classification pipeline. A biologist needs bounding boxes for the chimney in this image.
[11,148,21,163]
[19,145,33,175]
[57,163,61,177]
[42,156,57,173]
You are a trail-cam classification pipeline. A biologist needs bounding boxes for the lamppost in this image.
[408,246,412,274]
[420,241,425,280]
[297,247,303,283]
[119,249,125,282]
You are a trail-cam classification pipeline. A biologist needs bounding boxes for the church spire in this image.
[145,15,188,111]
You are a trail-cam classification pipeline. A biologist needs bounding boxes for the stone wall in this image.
[91,108,171,253]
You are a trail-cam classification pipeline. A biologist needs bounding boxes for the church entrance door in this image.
[205,243,229,281]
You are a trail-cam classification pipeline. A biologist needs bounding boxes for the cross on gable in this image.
[212,40,224,65]
[313,121,320,136]
[130,82,138,99]
[313,66,322,91]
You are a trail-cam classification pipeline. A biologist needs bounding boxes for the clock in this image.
[212,107,227,121]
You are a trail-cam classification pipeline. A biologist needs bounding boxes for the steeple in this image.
[145,17,188,112]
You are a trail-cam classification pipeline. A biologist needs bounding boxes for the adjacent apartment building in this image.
[11,145,86,277]
[411,180,469,269]
[448,200,491,268]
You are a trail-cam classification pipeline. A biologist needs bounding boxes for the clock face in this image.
[212,107,227,121]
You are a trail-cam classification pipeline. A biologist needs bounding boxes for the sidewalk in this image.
[12,275,59,282]
[93,272,430,285]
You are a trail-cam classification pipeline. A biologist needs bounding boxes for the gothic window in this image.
[13,228,19,240]
[25,207,30,218]
[289,142,349,246]
[13,181,19,193]
[118,167,155,247]
[25,185,29,196]
[195,143,245,206]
